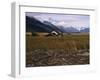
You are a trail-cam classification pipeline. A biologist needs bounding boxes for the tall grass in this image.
[26,35,89,53]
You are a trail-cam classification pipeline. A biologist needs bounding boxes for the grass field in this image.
[26,34,89,67]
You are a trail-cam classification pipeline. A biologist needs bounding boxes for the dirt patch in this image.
[26,49,89,67]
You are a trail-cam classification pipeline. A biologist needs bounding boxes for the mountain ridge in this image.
[26,16,89,33]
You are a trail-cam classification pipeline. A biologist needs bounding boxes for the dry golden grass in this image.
[26,34,89,67]
[26,35,89,52]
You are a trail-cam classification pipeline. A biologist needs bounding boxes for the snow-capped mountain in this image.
[26,16,89,33]
[80,28,89,32]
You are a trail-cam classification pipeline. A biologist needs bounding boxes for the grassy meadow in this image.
[26,34,89,67]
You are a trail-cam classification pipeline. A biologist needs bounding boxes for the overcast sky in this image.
[26,12,90,30]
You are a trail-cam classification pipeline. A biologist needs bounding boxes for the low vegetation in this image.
[26,34,89,67]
